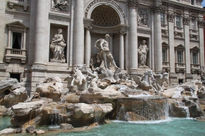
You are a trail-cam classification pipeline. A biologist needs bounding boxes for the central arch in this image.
[86,2,126,68]
[85,1,126,25]
[91,5,121,27]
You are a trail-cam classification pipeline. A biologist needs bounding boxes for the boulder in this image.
[0,106,7,116]
[62,93,80,103]
[169,102,187,118]
[60,123,73,130]
[69,103,113,126]
[0,78,18,93]
[35,129,45,135]
[189,103,203,118]
[26,126,35,134]
[11,100,45,127]
[36,77,64,101]
[0,128,17,135]
[0,87,27,108]
[40,102,71,125]
[80,85,125,104]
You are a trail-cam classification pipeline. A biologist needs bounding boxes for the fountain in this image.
[0,35,204,135]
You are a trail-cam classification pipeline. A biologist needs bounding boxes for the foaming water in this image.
[113,118,173,124]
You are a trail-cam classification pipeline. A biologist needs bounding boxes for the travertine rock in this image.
[36,77,64,101]
[69,103,113,126]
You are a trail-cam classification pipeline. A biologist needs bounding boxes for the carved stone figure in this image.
[95,35,118,71]
[138,40,149,67]
[71,67,87,92]
[52,0,69,11]
[50,29,66,63]
[138,9,149,26]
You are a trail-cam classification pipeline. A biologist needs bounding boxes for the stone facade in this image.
[0,0,204,91]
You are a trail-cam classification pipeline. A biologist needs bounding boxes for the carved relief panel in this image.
[51,0,70,12]
[138,8,150,27]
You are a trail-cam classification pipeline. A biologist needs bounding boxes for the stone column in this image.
[85,28,91,67]
[128,0,138,72]
[153,0,162,72]
[33,0,49,65]
[199,20,205,69]
[184,16,191,74]
[119,32,125,69]
[168,11,175,73]
[73,0,84,66]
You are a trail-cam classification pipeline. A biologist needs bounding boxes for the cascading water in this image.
[49,108,62,129]
[177,101,190,118]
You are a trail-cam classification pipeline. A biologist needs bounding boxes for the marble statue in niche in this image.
[138,9,149,26]
[95,34,118,71]
[50,28,66,63]
[138,40,149,67]
[52,0,69,11]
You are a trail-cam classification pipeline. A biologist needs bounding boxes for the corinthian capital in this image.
[128,0,138,8]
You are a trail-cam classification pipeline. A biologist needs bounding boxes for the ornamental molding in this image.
[167,13,175,23]
[183,17,190,26]
[127,0,138,8]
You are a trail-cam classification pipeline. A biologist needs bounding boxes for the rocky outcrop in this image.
[0,79,27,108]
[68,103,113,126]
[0,128,20,135]
[36,77,64,101]
[61,93,80,103]
[80,85,126,104]
[11,100,46,127]
[0,79,18,93]
[0,106,7,116]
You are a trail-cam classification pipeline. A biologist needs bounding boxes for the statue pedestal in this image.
[136,66,151,76]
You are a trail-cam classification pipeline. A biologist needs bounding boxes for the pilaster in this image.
[183,15,191,74]
[153,0,162,73]
[168,10,175,73]
[198,18,205,69]
[127,0,138,73]
[73,0,85,67]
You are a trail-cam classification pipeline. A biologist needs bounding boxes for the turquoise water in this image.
[0,117,11,130]
[57,119,205,136]
[1,117,205,136]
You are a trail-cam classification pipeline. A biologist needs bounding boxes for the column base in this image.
[0,63,6,72]
[185,73,193,82]
[169,73,178,86]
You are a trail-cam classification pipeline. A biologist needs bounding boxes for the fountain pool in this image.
[56,118,205,136]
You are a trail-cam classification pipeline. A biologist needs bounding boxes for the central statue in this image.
[95,34,118,71]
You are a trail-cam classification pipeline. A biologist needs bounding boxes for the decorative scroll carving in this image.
[198,20,205,28]
[167,13,175,22]
[183,17,190,25]
[128,0,138,8]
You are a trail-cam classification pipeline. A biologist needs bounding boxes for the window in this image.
[191,18,197,30]
[176,15,182,28]
[161,13,166,26]
[12,32,22,49]
[177,50,184,64]
[5,21,27,63]
[192,52,198,64]
[162,48,168,62]
[191,0,195,5]
[10,73,21,82]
